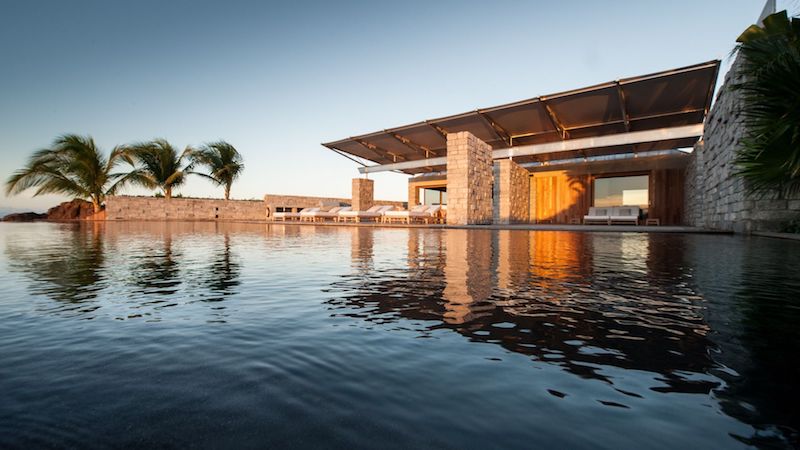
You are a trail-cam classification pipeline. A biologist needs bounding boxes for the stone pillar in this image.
[351,178,374,211]
[493,159,530,224]
[408,181,420,207]
[446,132,493,225]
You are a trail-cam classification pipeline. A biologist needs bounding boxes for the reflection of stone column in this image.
[407,229,420,271]
[493,159,530,224]
[446,132,493,225]
[443,230,494,324]
[352,178,374,211]
[497,230,530,291]
[350,227,374,269]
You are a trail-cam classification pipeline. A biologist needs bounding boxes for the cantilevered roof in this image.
[323,60,720,174]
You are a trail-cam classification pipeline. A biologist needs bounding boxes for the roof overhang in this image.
[323,60,720,175]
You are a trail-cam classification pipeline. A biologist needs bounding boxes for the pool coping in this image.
[263,221,728,233]
[751,231,800,241]
[60,219,734,234]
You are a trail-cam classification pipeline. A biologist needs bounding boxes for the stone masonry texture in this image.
[105,196,267,221]
[106,194,406,221]
[685,55,800,232]
[493,159,530,224]
[446,132,493,225]
[351,178,375,212]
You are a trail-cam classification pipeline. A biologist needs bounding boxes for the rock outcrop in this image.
[1,199,97,222]
[1,212,48,222]
[46,199,95,220]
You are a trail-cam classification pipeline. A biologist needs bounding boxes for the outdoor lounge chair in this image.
[609,206,640,225]
[275,207,319,222]
[303,206,350,222]
[583,207,611,225]
[273,211,298,221]
[299,206,342,222]
[382,205,432,224]
[338,205,394,223]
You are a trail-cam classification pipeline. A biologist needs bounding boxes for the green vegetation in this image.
[123,139,194,200]
[4,134,134,213]
[734,11,800,195]
[190,141,244,200]
[6,135,245,208]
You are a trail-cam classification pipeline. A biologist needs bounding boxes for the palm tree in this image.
[191,141,244,200]
[733,10,800,195]
[5,134,133,213]
[124,139,193,199]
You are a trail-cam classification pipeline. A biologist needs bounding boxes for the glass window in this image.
[421,188,447,205]
[594,175,649,207]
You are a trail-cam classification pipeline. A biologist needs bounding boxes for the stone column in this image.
[351,178,374,211]
[407,181,420,207]
[446,132,493,225]
[493,159,530,224]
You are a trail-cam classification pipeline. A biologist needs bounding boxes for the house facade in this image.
[324,61,720,226]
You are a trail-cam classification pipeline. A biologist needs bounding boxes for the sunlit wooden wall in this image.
[529,167,686,225]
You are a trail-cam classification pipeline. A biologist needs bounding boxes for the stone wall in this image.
[685,57,800,232]
[351,178,374,211]
[493,159,530,224]
[106,196,266,221]
[107,194,406,221]
[446,132,494,225]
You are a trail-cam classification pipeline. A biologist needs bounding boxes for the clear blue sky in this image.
[0,0,778,211]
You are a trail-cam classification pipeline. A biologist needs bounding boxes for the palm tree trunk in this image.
[165,187,171,200]
[91,198,102,213]
[225,185,230,200]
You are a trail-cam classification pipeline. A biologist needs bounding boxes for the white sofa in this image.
[583,206,641,225]
[609,206,640,225]
[583,207,611,224]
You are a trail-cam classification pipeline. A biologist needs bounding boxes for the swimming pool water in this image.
[0,222,798,448]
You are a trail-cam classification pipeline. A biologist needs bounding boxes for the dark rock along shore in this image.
[1,199,94,222]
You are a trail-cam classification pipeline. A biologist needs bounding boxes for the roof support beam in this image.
[386,131,437,158]
[703,62,721,115]
[358,124,702,174]
[353,138,406,163]
[476,111,511,146]
[541,98,569,139]
[426,121,448,139]
[330,147,367,166]
[615,82,631,132]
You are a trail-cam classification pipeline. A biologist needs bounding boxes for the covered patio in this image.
[323,60,720,226]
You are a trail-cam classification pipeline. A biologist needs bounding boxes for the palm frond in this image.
[191,141,244,199]
[732,11,800,196]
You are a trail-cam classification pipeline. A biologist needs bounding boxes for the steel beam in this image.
[357,124,702,174]
[541,99,569,139]
[476,110,511,146]
[615,82,631,132]
[386,131,436,158]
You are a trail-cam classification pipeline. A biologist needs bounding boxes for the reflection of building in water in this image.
[350,227,374,270]
[495,230,529,292]
[328,229,716,396]
[527,231,592,302]
[443,230,494,324]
